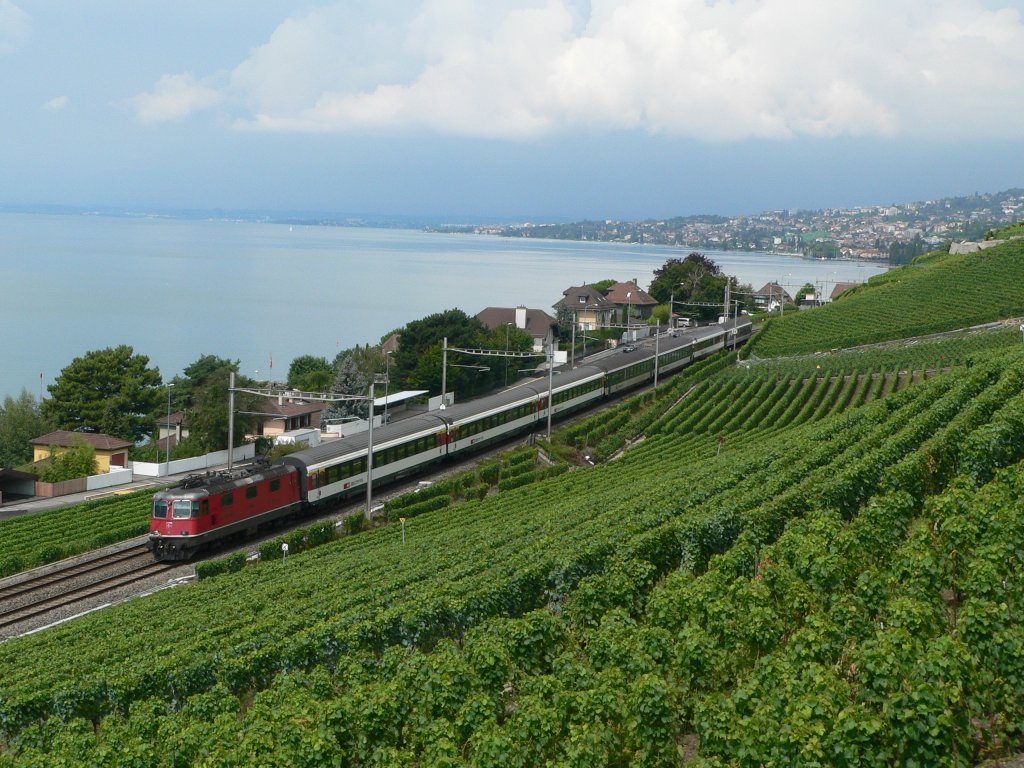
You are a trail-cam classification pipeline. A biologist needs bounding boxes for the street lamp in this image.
[546,347,554,440]
[505,323,513,386]
[625,291,632,332]
[441,336,449,408]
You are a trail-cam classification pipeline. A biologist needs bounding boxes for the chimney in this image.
[515,305,527,329]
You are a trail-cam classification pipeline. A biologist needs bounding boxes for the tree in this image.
[795,282,816,304]
[324,352,370,424]
[0,390,54,469]
[170,354,240,410]
[649,304,671,326]
[161,354,255,451]
[648,253,728,322]
[889,234,926,265]
[479,324,537,389]
[341,344,387,383]
[391,309,490,395]
[287,355,333,391]
[42,345,162,442]
[186,363,258,450]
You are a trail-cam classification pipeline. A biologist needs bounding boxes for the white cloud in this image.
[129,73,222,125]
[169,0,1024,139]
[0,0,31,55]
[44,95,68,111]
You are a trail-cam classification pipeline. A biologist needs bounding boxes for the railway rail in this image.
[0,545,181,636]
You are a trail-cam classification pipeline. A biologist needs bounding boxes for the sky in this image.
[2,0,1024,221]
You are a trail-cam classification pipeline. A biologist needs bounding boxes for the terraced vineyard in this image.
[561,324,1019,465]
[748,237,1024,357]
[2,342,1024,765]
[0,489,154,578]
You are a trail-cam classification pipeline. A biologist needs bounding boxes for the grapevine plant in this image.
[1,348,1024,764]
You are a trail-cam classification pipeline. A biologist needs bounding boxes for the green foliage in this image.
[188,365,257,450]
[806,240,841,260]
[0,488,154,577]
[42,345,162,441]
[0,389,53,469]
[196,552,247,580]
[287,354,333,391]
[129,434,206,463]
[166,355,261,451]
[170,354,239,409]
[387,308,540,398]
[262,440,309,464]
[888,232,927,264]
[794,281,815,303]
[342,513,366,535]
[34,439,98,482]
[392,309,486,390]
[325,349,371,423]
[257,522,338,563]
[750,238,1024,356]
[648,253,729,322]
[992,220,1024,239]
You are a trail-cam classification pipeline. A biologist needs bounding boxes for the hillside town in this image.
[464,188,1024,263]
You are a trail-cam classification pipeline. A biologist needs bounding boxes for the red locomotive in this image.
[148,464,302,560]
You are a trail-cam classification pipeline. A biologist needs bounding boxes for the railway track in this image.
[0,546,180,634]
[0,360,665,639]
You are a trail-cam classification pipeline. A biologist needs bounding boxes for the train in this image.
[148,317,753,560]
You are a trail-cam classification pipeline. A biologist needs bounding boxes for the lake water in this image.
[0,212,888,400]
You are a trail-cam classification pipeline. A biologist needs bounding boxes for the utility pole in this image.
[653,321,660,390]
[441,336,448,408]
[227,371,236,469]
[570,316,576,368]
[546,346,554,441]
[365,378,375,520]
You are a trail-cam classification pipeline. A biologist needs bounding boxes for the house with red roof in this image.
[603,281,658,324]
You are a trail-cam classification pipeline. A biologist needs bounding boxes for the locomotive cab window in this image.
[153,500,168,519]
[172,499,199,519]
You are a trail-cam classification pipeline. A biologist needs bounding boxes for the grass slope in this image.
[749,238,1024,357]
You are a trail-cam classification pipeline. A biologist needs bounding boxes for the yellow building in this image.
[553,284,616,331]
[31,430,133,473]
